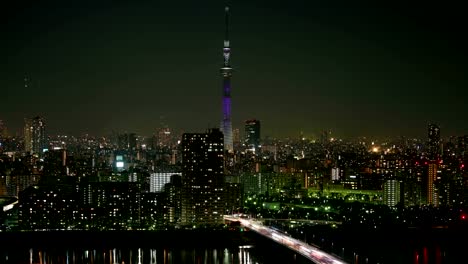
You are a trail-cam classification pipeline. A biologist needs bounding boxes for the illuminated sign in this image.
[116,161,124,168]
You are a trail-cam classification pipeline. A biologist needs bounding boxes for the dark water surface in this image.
[0,230,310,264]
[1,228,467,264]
[1,246,308,264]
[302,226,468,264]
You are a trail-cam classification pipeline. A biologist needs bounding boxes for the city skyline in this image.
[1,1,467,139]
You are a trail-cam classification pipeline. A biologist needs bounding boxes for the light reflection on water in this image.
[3,241,456,264]
[3,246,263,264]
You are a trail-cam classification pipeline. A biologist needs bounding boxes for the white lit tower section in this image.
[221,6,233,153]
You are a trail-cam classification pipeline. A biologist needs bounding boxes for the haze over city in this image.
[1,0,467,138]
[3,2,468,264]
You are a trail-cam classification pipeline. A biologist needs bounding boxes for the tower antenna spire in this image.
[223,5,231,67]
[224,6,229,48]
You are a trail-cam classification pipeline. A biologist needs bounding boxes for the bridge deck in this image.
[224,215,347,264]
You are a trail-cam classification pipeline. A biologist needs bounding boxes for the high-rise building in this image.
[225,179,242,214]
[457,135,468,159]
[427,162,439,206]
[24,116,47,157]
[118,133,137,150]
[19,184,76,230]
[156,127,172,148]
[164,174,182,224]
[320,130,331,145]
[0,119,7,138]
[233,128,240,145]
[24,118,32,153]
[80,182,142,229]
[150,172,182,193]
[428,123,441,160]
[241,173,269,195]
[181,128,225,225]
[383,179,401,207]
[220,6,233,153]
[245,119,261,152]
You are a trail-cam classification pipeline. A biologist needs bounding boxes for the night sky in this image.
[1,0,467,139]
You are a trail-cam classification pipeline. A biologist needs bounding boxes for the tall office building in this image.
[181,128,225,225]
[24,116,47,157]
[220,6,233,153]
[245,119,261,152]
[428,123,441,160]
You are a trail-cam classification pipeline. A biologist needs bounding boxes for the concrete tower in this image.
[221,6,233,153]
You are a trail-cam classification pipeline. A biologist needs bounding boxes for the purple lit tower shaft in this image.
[221,6,233,152]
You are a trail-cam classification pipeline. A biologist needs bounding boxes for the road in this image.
[224,215,347,264]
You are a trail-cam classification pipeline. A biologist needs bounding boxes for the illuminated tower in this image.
[221,6,233,153]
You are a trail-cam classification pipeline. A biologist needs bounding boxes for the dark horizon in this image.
[2,1,467,139]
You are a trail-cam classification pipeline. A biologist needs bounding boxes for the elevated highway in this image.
[0,196,17,212]
[224,215,347,264]
[260,218,342,226]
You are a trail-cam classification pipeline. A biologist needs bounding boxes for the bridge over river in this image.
[224,215,347,264]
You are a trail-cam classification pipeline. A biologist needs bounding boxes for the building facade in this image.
[245,119,261,152]
[428,123,441,160]
[181,128,225,225]
[24,116,47,158]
